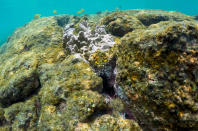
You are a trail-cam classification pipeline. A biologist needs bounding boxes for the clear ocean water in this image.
[1,0,198,45]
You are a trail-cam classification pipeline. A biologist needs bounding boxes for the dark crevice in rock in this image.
[101,75,116,97]
[96,57,137,121]
[94,57,135,120]
[1,77,41,108]
[137,15,169,26]
[82,108,113,123]
[19,119,31,131]
[99,57,117,97]
[125,113,135,120]
[0,78,42,129]
[0,115,8,128]
[55,15,80,28]
[123,106,136,120]
[22,44,33,52]
[56,101,67,113]
[34,97,41,129]
[54,15,71,27]
[35,98,41,117]
[18,77,42,104]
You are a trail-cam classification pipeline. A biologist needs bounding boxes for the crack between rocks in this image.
[94,57,136,120]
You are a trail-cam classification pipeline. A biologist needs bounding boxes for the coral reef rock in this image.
[63,20,115,57]
[116,20,198,130]
[0,9,198,130]
[101,11,145,37]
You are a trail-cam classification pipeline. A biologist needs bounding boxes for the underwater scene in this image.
[0,0,198,130]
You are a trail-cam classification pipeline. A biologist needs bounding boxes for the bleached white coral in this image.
[63,21,115,56]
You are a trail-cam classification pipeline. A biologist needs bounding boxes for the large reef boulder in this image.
[38,55,103,106]
[116,21,198,130]
[0,52,39,107]
[0,10,141,130]
[127,9,194,26]
[0,9,197,130]
[0,16,64,108]
[100,11,145,37]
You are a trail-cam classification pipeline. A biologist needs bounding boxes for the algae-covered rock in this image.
[0,9,197,130]
[90,115,142,131]
[0,14,71,130]
[0,15,67,107]
[127,9,194,26]
[4,96,39,130]
[38,55,103,106]
[101,11,145,37]
[37,55,140,130]
[0,16,64,56]
[0,52,39,107]
[116,20,198,130]
[37,55,137,130]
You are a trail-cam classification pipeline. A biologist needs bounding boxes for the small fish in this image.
[77,8,85,15]
[53,10,57,14]
[34,14,41,19]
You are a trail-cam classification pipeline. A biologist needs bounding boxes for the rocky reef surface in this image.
[0,9,197,130]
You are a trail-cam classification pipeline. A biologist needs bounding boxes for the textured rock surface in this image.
[0,16,64,108]
[101,11,145,37]
[116,21,198,130]
[127,9,194,26]
[0,9,198,130]
[63,20,115,57]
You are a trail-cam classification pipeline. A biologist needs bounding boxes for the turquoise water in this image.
[1,0,198,45]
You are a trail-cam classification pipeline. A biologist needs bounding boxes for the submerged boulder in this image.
[116,21,198,130]
[38,55,103,106]
[0,52,39,107]
[0,16,65,107]
[101,11,145,37]
[3,96,39,130]
[0,10,142,130]
[0,9,197,130]
[127,9,194,26]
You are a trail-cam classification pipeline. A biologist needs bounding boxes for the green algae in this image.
[116,21,198,130]
[0,9,197,130]
[101,11,145,37]
[38,55,103,106]
[3,96,39,130]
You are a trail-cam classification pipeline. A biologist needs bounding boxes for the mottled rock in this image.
[127,9,194,26]
[37,55,137,130]
[0,16,66,107]
[38,55,103,106]
[0,52,39,107]
[0,15,67,130]
[0,9,197,130]
[3,96,39,130]
[101,11,145,37]
[91,114,142,131]
[116,20,198,130]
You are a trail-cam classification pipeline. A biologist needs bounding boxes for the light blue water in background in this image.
[1,0,198,45]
